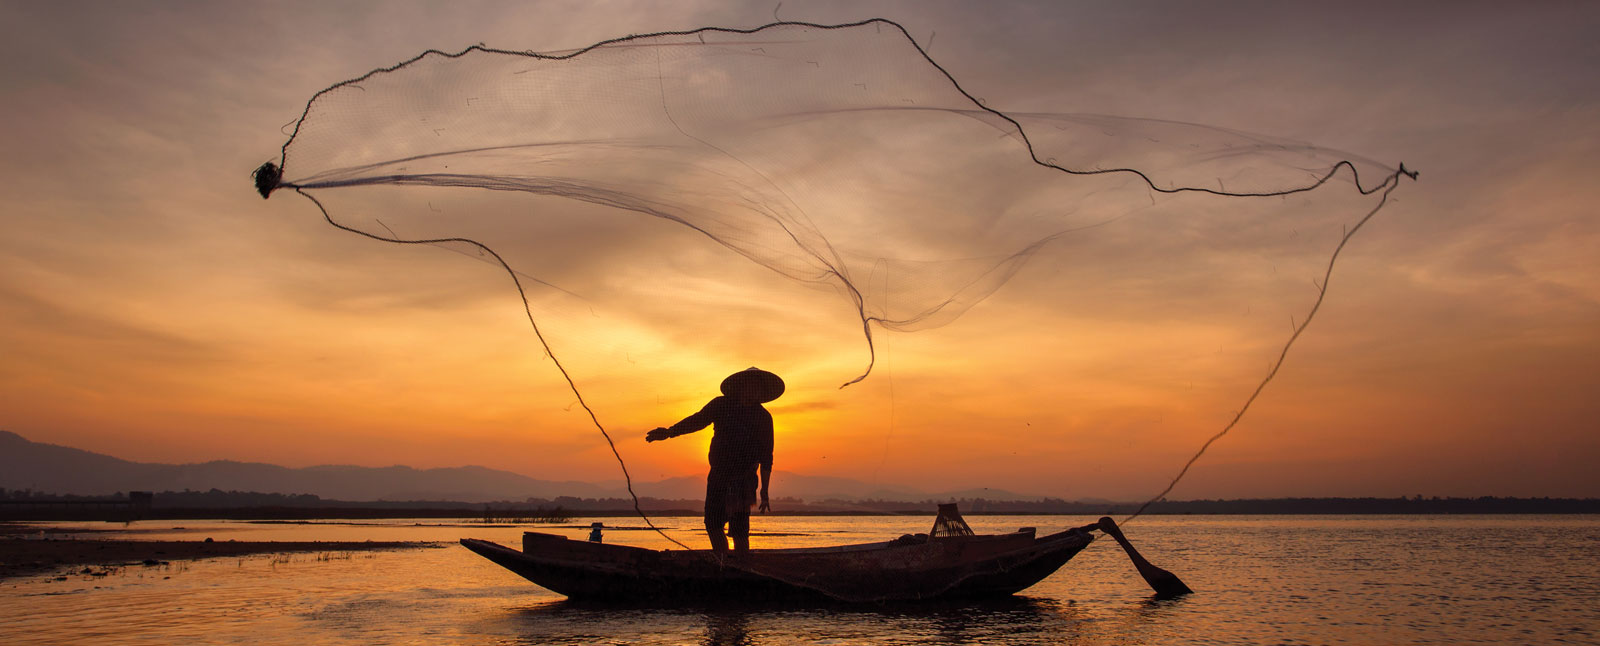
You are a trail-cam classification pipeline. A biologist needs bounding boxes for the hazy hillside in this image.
[0,430,611,502]
[0,430,1043,503]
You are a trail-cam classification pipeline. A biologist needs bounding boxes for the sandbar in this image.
[0,535,438,580]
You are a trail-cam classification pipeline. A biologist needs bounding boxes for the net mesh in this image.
[257,19,1411,599]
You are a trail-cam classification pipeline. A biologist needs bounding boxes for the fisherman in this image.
[646,368,783,554]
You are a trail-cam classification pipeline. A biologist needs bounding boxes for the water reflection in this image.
[702,610,752,646]
[505,596,1140,646]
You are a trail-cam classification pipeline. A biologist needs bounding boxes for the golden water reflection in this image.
[4,515,1597,645]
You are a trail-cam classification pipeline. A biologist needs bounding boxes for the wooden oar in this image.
[1097,516,1193,598]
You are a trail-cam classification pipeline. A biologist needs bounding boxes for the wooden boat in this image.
[461,513,1095,603]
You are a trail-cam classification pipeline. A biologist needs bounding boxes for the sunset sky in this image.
[2,1,1596,502]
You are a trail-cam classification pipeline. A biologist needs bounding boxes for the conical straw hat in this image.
[720,367,785,403]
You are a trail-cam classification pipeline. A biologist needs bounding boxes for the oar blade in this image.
[1097,516,1193,598]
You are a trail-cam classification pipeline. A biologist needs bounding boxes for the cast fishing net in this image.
[255,19,1412,597]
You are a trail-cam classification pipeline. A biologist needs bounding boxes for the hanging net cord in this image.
[1121,166,1414,524]
[288,188,695,551]
[256,18,1416,593]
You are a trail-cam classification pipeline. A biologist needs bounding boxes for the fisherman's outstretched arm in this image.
[645,399,718,442]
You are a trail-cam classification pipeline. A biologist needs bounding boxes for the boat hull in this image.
[461,527,1093,603]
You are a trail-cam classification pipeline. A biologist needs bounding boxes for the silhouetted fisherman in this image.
[647,368,783,554]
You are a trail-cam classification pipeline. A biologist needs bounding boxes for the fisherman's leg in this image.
[704,481,730,553]
[729,511,751,554]
[704,516,729,553]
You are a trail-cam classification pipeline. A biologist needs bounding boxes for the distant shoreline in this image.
[3,495,1597,522]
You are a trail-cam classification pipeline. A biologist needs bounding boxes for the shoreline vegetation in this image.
[2,492,1597,522]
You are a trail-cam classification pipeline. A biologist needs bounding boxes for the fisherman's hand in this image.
[759,493,770,514]
[645,427,672,442]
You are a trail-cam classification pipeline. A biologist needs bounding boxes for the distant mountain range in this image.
[0,430,1045,503]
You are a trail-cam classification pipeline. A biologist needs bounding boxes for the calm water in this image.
[3,515,1596,645]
